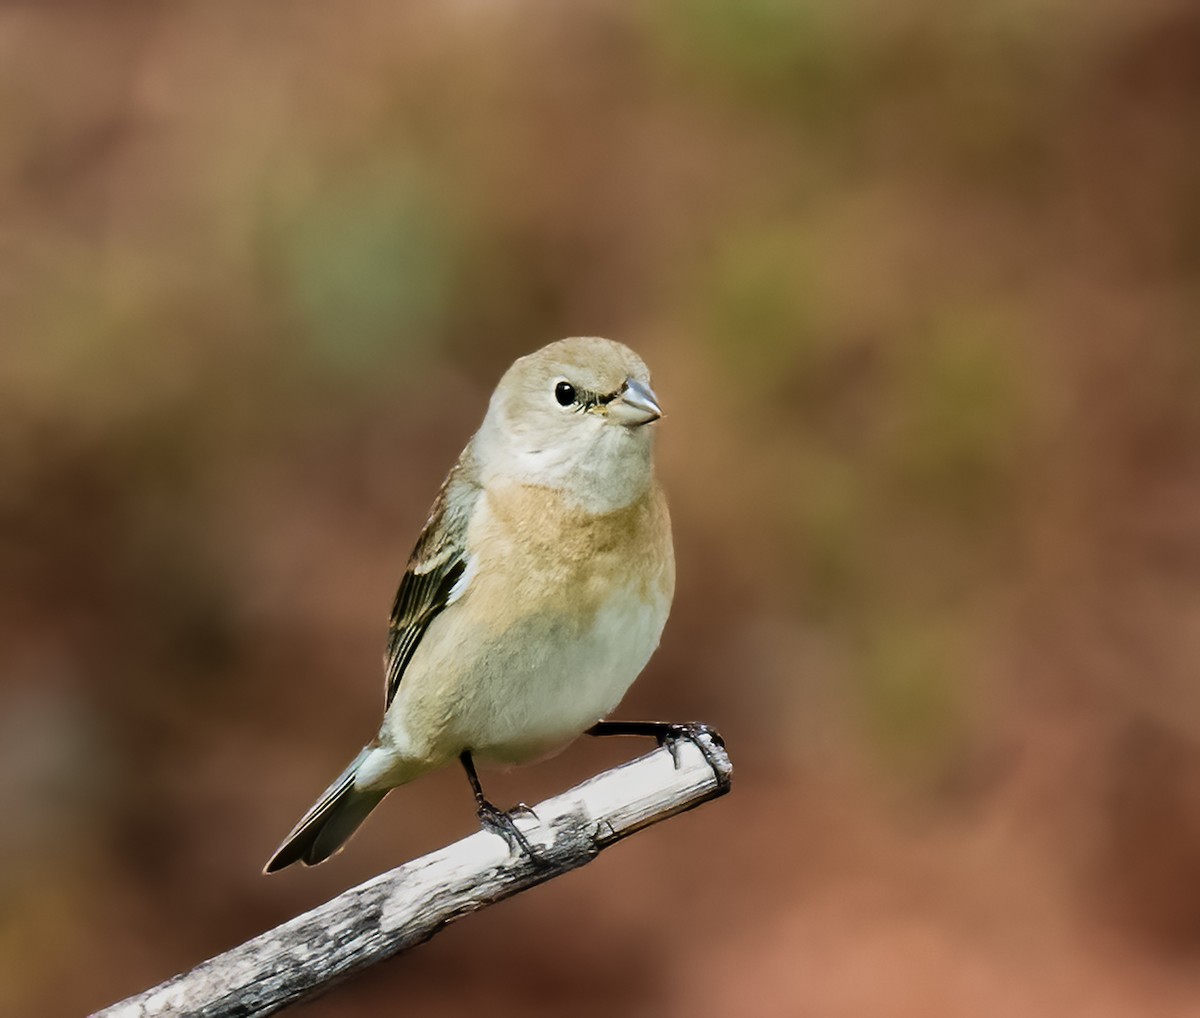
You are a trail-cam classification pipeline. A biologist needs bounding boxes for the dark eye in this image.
[554,381,576,406]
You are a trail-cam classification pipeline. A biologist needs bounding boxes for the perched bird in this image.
[266,336,713,872]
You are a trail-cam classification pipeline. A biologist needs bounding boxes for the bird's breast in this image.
[386,480,674,766]
[465,480,674,632]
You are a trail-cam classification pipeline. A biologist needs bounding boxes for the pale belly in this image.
[385,583,670,768]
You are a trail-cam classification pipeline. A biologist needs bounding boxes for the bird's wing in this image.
[384,459,479,708]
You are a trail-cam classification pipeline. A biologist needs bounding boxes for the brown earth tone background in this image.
[3,1,1200,1015]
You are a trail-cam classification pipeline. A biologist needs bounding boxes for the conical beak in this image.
[606,377,662,427]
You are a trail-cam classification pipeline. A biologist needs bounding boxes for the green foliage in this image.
[859,614,966,776]
[645,0,868,128]
[703,226,821,388]
[887,310,1024,524]
[273,166,458,374]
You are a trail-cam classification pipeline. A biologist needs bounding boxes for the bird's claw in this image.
[659,723,730,790]
[507,802,539,821]
[476,800,548,866]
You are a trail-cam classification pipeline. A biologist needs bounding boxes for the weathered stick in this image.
[94,733,732,1018]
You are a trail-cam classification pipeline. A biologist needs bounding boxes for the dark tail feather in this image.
[264,746,388,873]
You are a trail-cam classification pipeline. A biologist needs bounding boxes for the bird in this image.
[265,336,718,873]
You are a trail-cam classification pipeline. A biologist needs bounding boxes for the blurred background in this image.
[3,0,1199,1014]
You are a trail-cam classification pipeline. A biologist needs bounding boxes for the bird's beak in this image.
[606,377,662,427]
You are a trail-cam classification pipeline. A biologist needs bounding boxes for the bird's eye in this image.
[554,381,576,406]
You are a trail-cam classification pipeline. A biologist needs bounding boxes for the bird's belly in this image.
[393,584,669,767]
[474,586,668,764]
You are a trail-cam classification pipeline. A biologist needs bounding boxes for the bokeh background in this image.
[3,1,1200,1014]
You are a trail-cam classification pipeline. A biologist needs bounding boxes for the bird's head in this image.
[474,337,662,511]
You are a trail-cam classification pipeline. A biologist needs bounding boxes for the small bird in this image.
[266,336,713,872]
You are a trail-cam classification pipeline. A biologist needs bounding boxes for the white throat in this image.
[473,415,654,513]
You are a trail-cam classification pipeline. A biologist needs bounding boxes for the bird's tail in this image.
[264,746,389,873]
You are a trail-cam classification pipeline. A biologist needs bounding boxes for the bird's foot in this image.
[586,719,730,791]
[658,723,729,788]
[477,799,546,865]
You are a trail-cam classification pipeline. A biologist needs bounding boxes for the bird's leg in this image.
[459,751,543,862]
[586,720,730,790]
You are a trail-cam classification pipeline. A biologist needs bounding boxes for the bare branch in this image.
[93,733,732,1018]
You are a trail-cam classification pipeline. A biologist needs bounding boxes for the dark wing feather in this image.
[384,458,478,707]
